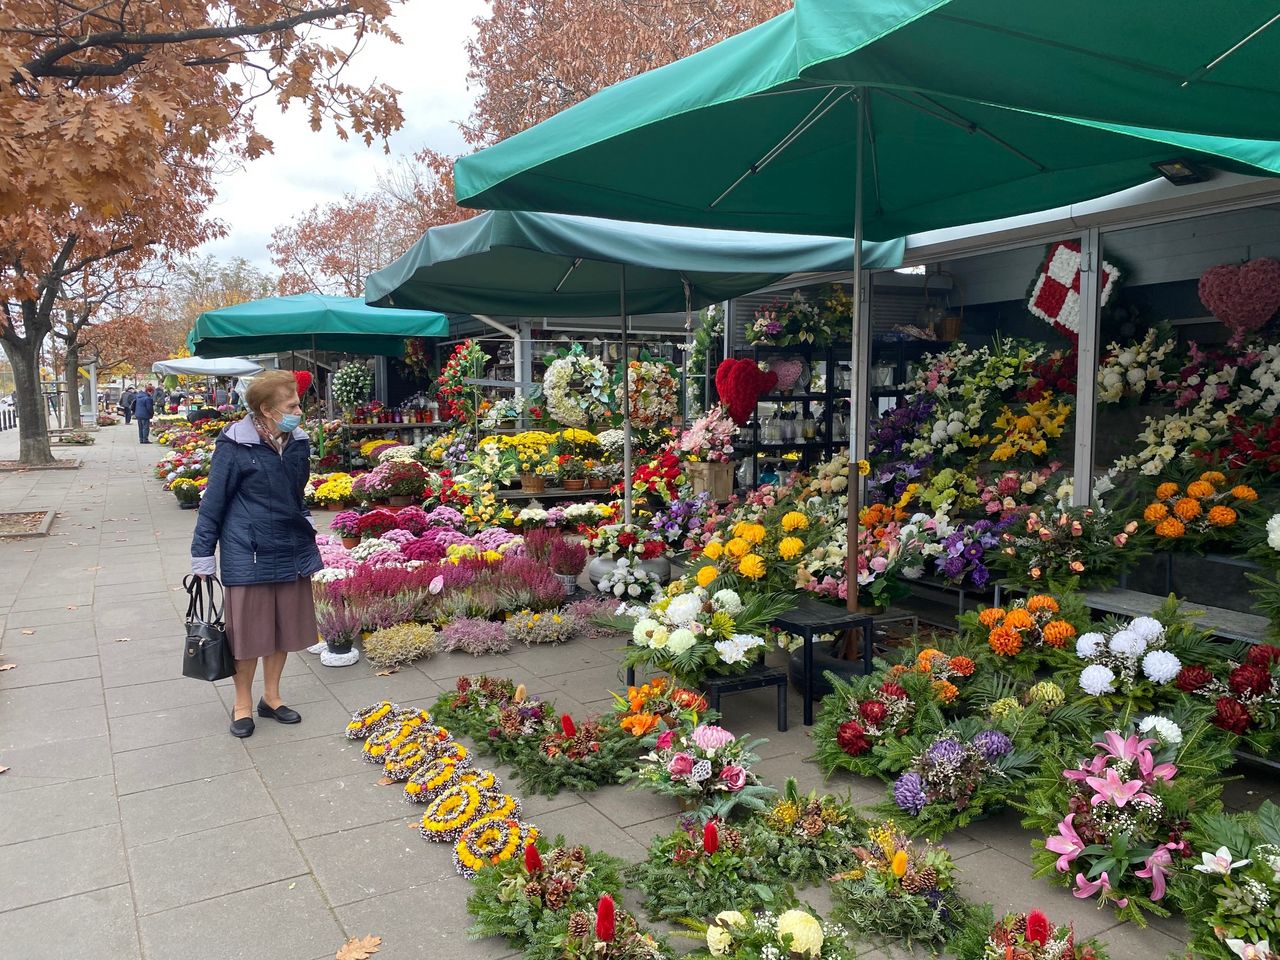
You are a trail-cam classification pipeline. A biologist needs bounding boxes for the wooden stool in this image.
[771,596,875,726]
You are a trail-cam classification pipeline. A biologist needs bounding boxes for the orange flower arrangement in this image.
[1041,620,1077,648]
[978,607,1006,628]
[1173,498,1202,521]
[1143,470,1255,544]
[1155,517,1186,538]
[988,625,1023,656]
[1003,607,1035,631]
[1026,595,1060,615]
[979,593,1082,661]
[1208,505,1237,527]
[1143,502,1169,522]
[620,712,659,736]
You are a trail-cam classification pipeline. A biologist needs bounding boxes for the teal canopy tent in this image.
[364,209,902,314]
[188,293,450,359]
[366,209,903,524]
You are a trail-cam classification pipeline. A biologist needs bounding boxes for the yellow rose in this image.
[776,909,823,958]
[778,536,805,561]
[781,511,809,532]
[725,537,751,559]
[696,565,719,588]
[702,541,724,561]
[738,554,766,580]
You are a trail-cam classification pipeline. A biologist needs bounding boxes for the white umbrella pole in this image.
[620,266,633,525]
[845,92,866,614]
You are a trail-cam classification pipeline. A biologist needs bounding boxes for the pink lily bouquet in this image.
[623,722,775,821]
[1021,714,1234,923]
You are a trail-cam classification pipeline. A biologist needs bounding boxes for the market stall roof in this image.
[453,4,1280,239]
[152,356,264,377]
[364,210,903,315]
[187,293,450,358]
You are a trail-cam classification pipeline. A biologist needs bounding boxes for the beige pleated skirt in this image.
[224,578,318,660]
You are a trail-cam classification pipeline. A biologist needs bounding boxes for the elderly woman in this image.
[191,370,322,738]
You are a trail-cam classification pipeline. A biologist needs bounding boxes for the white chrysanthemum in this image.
[1079,664,1117,696]
[1108,629,1147,659]
[1138,715,1183,746]
[1128,616,1165,643]
[666,629,696,655]
[1076,632,1105,659]
[1142,650,1182,684]
[632,618,659,644]
[712,589,744,616]
[665,593,703,627]
[1268,514,1280,552]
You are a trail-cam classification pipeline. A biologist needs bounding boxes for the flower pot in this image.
[341,536,359,549]
[325,638,354,656]
[321,503,340,511]
[636,557,671,583]
[686,460,734,503]
[588,478,610,490]
[561,479,586,491]
[555,572,578,597]
[520,474,546,493]
[388,495,416,507]
[178,500,199,510]
[586,555,618,586]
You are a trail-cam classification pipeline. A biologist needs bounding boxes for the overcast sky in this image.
[198,0,487,272]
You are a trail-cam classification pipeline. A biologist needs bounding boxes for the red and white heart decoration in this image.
[1028,240,1119,338]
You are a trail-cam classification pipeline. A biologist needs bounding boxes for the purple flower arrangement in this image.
[648,493,717,548]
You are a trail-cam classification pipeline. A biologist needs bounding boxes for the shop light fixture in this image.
[1152,158,1210,186]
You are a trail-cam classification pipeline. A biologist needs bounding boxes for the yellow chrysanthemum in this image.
[695,565,719,588]
[781,511,809,532]
[778,536,805,561]
[733,521,766,545]
[737,554,766,579]
[702,540,724,561]
[725,537,752,559]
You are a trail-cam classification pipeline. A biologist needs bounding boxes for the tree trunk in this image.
[64,341,82,429]
[1,334,55,465]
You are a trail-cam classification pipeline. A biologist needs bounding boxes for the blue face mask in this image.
[276,413,302,432]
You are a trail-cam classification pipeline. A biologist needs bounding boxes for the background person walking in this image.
[132,386,154,443]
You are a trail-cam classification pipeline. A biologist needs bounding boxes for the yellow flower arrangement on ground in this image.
[313,473,354,506]
[1142,470,1257,547]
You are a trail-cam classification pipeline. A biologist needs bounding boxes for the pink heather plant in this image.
[438,618,511,656]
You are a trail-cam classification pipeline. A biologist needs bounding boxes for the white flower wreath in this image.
[542,346,612,427]
[333,362,374,409]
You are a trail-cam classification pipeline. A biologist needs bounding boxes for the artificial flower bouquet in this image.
[746,292,827,347]
[963,592,1090,680]
[543,343,613,428]
[744,780,866,885]
[436,339,489,422]
[1175,642,1280,752]
[679,403,738,463]
[466,838,625,960]
[647,493,719,552]
[591,523,670,562]
[332,361,374,410]
[1139,470,1259,548]
[512,713,643,797]
[829,820,966,949]
[987,396,1072,463]
[1019,710,1235,923]
[795,502,927,608]
[992,501,1142,589]
[598,558,666,602]
[610,678,708,739]
[1173,800,1280,960]
[1095,327,1178,406]
[623,357,679,430]
[1065,600,1201,711]
[631,448,686,504]
[692,906,854,960]
[623,722,775,821]
[694,508,827,593]
[621,580,793,688]
[947,904,1110,960]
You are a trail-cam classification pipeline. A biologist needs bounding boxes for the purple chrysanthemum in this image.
[893,772,927,815]
[925,737,967,767]
[970,563,990,588]
[972,730,1013,761]
[940,555,966,579]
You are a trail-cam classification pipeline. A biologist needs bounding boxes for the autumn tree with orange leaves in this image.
[0,0,405,464]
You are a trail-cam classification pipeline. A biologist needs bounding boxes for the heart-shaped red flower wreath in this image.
[714,357,778,425]
[1198,257,1280,344]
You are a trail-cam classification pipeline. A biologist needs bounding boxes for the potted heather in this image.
[330,510,362,549]
[550,535,588,596]
[314,589,363,667]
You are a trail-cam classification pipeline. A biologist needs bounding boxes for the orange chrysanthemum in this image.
[619,713,659,736]
[1231,485,1259,502]
[1208,505,1237,527]
[1143,502,1170,523]
[915,648,947,672]
[1174,497,1202,521]
[1042,620,1077,648]
[1199,470,1227,485]
[948,656,976,676]
[932,679,959,703]
[1004,608,1035,631]
[978,607,1006,628]
[1154,517,1186,539]
[1026,595,1060,614]
[1186,480,1216,499]
[1155,482,1180,500]
[888,664,909,678]
[988,625,1023,656]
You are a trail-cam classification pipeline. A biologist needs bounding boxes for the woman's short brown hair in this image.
[244,370,298,416]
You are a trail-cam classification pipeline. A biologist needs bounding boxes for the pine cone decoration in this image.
[800,815,827,838]
[498,707,523,736]
[902,866,938,893]
[1007,913,1028,937]
[566,911,592,939]
[720,827,744,850]
[544,877,573,911]
[523,880,545,903]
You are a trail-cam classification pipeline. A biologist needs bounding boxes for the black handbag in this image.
[182,575,235,682]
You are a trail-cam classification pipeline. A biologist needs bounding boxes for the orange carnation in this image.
[948,656,976,676]
[1042,620,1077,648]
[988,625,1023,656]
[1155,482,1180,500]
[1004,607,1035,631]
[978,607,1006,628]
[1154,517,1186,539]
[1231,485,1258,502]
[1186,480,1216,499]
[1026,595,1060,614]
[1143,502,1169,523]
[1174,497,1202,521]
[932,679,959,703]
[620,713,659,737]
[1208,505,1237,527]
[1199,470,1227,485]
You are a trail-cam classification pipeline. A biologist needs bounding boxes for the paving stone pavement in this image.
[0,424,1274,960]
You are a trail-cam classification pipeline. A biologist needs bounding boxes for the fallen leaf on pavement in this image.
[20,629,34,636]
[0,664,15,671]
[114,637,130,643]
[376,776,396,786]
[86,566,101,572]
[67,605,78,610]
[374,668,398,677]
[336,935,381,960]
[0,766,8,775]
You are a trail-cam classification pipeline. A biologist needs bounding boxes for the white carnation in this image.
[1142,650,1182,685]
[1076,632,1105,659]
[1138,715,1183,746]
[1108,629,1147,659]
[1079,664,1117,696]
[1268,514,1280,552]
[1127,616,1165,643]
[665,593,703,627]
[712,589,744,615]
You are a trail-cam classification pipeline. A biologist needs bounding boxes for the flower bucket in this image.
[388,495,416,507]
[562,479,587,491]
[341,536,359,549]
[555,572,578,597]
[686,460,734,503]
[588,478,610,490]
[520,474,546,493]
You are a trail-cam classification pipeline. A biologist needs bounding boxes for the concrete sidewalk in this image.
[0,423,1271,960]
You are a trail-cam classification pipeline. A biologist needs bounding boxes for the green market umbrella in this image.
[364,209,902,314]
[188,293,450,359]
[366,209,903,523]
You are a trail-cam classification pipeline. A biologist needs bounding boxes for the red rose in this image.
[1229,664,1271,697]
[1213,696,1252,734]
[859,700,888,725]
[836,720,871,756]
[1246,645,1280,670]
[879,681,908,700]
[1174,665,1213,693]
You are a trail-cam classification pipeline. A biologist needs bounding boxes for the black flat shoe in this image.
[257,699,301,724]
[230,716,255,738]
